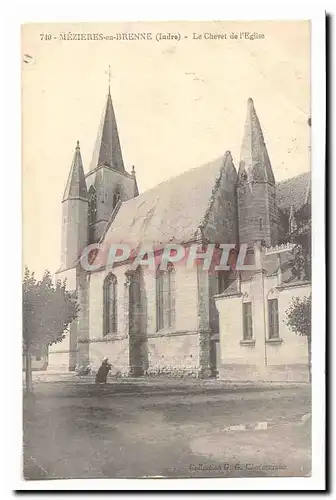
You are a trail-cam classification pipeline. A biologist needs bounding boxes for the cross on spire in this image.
[105,65,112,94]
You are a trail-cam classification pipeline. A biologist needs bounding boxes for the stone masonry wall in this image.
[146,334,198,376]
[237,182,278,247]
[83,260,201,375]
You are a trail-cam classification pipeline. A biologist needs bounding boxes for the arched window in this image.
[88,185,97,225]
[112,188,121,209]
[104,274,117,335]
[156,264,175,331]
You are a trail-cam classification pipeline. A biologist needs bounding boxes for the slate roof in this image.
[102,152,234,249]
[276,171,311,213]
[238,98,275,184]
[62,141,88,201]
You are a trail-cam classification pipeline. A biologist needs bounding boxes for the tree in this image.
[289,211,311,281]
[22,267,79,392]
[280,115,311,281]
[285,294,311,381]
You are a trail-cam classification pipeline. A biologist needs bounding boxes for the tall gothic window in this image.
[156,264,176,331]
[104,274,117,335]
[88,185,97,225]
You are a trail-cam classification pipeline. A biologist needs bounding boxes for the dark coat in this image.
[95,361,112,383]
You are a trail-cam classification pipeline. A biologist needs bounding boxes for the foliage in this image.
[22,267,79,352]
[290,223,311,281]
[285,294,311,339]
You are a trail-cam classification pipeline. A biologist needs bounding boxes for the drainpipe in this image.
[259,245,268,367]
[277,253,282,286]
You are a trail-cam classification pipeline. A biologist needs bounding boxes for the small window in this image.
[268,299,279,339]
[243,302,253,340]
[35,355,41,361]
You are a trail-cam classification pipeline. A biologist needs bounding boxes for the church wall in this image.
[174,265,199,331]
[82,261,201,375]
[86,167,136,224]
[209,273,220,334]
[145,264,199,375]
[87,339,129,376]
[88,270,104,340]
[89,268,122,335]
[83,265,129,370]
[88,266,127,341]
[146,334,198,376]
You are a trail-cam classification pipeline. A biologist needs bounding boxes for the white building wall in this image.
[215,273,310,381]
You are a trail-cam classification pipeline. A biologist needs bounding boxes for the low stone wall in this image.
[78,331,215,378]
[82,338,129,376]
[146,333,198,377]
[48,351,75,372]
[218,363,309,382]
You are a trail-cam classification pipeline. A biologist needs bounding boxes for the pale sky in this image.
[22,21,310,277]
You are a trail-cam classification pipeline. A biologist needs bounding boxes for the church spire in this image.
[62,141,88,201]
[89,81,125,172]
[238,98,275,185]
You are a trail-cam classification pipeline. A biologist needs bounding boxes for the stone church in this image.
[48,85,311,381]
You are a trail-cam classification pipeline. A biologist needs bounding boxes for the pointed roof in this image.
[62,141,88,202]
[90,88,125,172]
[238,98,275,184]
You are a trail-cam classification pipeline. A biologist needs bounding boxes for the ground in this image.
[23,378,311,480]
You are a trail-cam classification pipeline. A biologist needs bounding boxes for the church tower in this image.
[85,83,139,242]
[61,141,88,270]
[237,98,278,247]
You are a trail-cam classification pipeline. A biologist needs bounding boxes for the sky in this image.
[22,21,310,277]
